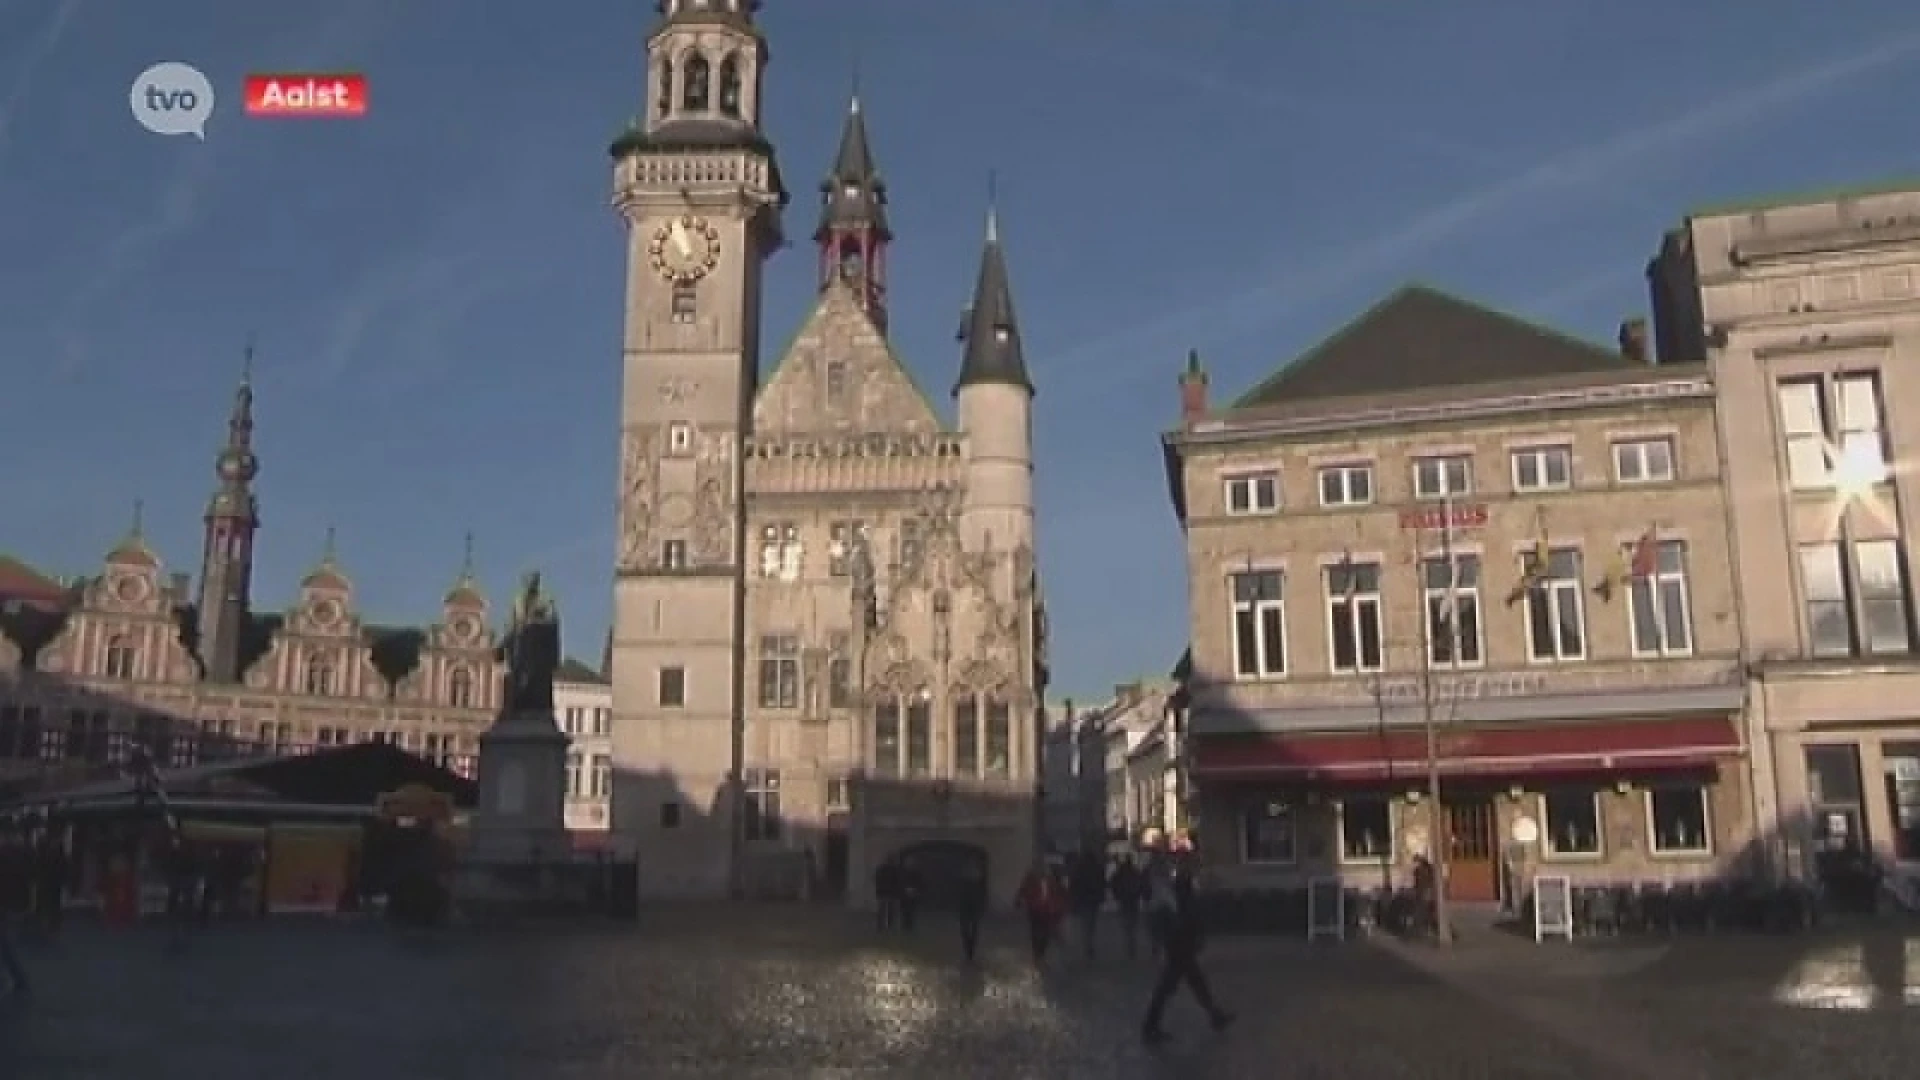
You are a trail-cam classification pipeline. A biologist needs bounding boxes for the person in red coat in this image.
[1014,860,1065,965]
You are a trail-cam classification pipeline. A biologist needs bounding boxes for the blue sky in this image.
[2,1,1918,703]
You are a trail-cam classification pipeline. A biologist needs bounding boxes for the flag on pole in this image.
[1507,514,1552,606]
[1629,529,1660,579]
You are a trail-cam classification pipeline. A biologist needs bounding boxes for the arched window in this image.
[656,57,674,118]
[304,656,335,696]
[682,54,711,112]
[871,689,932,777]
[952,692,980,777]
[982,696,1012,777]
[717,54,742,117]
[449,667,475,709]
[839,238,865,281]
[104,635,137,680]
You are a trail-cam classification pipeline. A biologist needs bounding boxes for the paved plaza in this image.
[1,908,1916,1078]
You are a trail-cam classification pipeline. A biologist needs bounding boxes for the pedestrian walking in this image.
[873,860,900,931]
[955,861,988,962]
[1109,852,1146,958]
[1014,860,1066,966]
[1068,851,1106,960]
[1140,839,1233,1045]
[1,826,33,998]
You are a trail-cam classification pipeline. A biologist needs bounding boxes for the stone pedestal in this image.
[458,708,571,914]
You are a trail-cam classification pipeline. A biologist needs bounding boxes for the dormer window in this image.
[682,54,710,111]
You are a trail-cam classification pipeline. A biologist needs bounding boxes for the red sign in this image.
[1398,503,1488,531]
[243,73,368,118]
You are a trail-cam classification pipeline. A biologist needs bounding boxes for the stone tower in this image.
[607,0,785,897]
[197,360,260,683]
[954,205,1036,560]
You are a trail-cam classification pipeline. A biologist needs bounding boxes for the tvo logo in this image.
[130,62,214,139]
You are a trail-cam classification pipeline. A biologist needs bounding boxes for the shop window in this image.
[1540,790,1603,857]
[1240,799,1297,864]
[1338,797,1392,862]
[1645,785,1712,855]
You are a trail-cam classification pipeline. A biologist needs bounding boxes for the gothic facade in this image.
[606,0,1048,902]
[0,373,502,786]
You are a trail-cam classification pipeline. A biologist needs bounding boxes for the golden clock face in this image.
[649,216,720,281]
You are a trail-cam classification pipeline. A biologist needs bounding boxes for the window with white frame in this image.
[1423,553,1482,667]
[1777,374,1890,491]
[104,636,137,679]
[1240,799,1297,863]
[757,634,800,708]
[1799,539,1915,657]
[1511,445,1572,492]
[1613,437,1675,484]
[1318,464,1373,507]
[1412,454,1472,499]
[1627,539,1693,657]
[872,699,902,776]
[1339,797,1392,861]
[591,753,612,799]
[825,774,850,810]
[743,767,782,841]
[671,282,697,324]
[565,752,583,799]
[828,520,866,577]
[1223,470,1281,515]
[1229,570,1286,678]
[1522,548,1587,661]
[1325,560,1384,673]
[1540,790,1603,857]
[757,522,802,580]
[1646,784,1711,855]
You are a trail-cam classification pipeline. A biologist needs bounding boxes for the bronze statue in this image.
[499,571,561,713]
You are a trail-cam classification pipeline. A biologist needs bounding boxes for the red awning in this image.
[1191,716,1741,781]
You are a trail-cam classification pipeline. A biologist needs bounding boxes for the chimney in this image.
[1178,349,1209,427]
[1618,317,1650,364]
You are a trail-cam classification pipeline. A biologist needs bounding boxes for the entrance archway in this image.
[889,839,988,910]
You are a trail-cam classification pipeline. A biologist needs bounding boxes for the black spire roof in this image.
[815,95,889,241]
[954,204,1032,396]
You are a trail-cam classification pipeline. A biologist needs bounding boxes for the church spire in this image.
[815,89,891,326]
[197,346,262,683]
[955,186,1032,395]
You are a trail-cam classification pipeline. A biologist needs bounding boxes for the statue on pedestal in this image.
[498,571,560,715]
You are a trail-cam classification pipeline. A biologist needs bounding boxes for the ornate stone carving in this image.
[657,376,698,403]
[617,431,654,571]
[691,434,734,563]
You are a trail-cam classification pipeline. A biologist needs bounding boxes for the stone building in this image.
[556,658,614,837]
[0,372,501,787]
[605,0,1047,902]
[1164,286,1751,904]
[1649,182,1920,885]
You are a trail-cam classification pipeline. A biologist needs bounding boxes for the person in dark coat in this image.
[873,860,900,931]
[0,829,32,997]
[897,862,923,932]
[1140,843,1233,1045]
[955,861,988,962]
[31,826,67,935]
[1068,852,1107,959]
[1108,853,1146,958]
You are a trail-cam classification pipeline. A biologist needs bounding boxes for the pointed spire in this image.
[954,185,1033,396]
[320,526,337,567]
[129,499,145,540]
[815,85,889,243]
[459,531,476,581]
[444,530,485,607]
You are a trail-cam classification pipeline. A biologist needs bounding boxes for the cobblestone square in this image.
[1,909,1915,1078]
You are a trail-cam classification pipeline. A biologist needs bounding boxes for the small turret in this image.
[815,92,892,324]
[955,193,1036,557]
